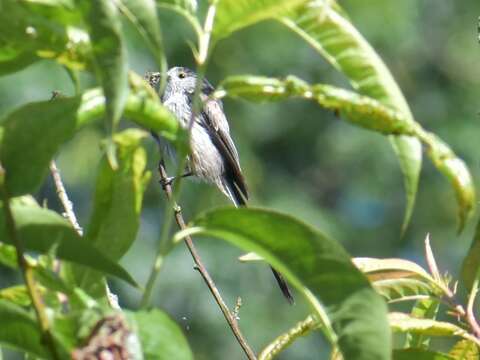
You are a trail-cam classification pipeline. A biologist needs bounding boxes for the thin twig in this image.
[157,159,257,360]
[49,161,83,235]
[0,165,60,360]
[49,160,120,310]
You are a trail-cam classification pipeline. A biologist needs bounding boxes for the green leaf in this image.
[158,0,197,14]
[128,309,193,360]
[0,244,17,269]
[0,1,89,75]
[0,299,49,358]
[462,218,480,293]
[74,129,151,295]
[0,201,137,287]
[279,1,422,231]
[393,349,454,360]
[352,257,434,284]
[0,88,180,197]
[405,298,440,349]
[0,96,82,196]
[0,285,31,307]
[79,0,129,137]
[179,207,390,360]
[373,278,434,303]
[118,0,167,72]
[389,312,480,346]
[449,340,479,360]
[218,75,475,231]
[213,0,308,41]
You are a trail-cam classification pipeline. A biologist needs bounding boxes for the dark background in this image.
[0,1,478,358]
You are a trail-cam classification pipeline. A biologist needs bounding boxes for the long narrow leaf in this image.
[218,75,474,229]
[279,1,422,231]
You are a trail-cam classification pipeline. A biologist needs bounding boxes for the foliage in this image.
[0,0,478,359]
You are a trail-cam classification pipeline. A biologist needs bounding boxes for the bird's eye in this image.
[178,72,186,79]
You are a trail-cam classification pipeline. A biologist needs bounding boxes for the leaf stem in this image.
[0,165,60,360]
[258,315,318,360]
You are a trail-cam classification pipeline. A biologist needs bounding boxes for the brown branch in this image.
[0,165,60,360]
[157,159,257,360]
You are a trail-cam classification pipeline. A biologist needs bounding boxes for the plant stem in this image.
[50,161,83,235]
[466,279,480,338]
[258,315,318,360]
[0,165,60,360]
[157,159,257,360]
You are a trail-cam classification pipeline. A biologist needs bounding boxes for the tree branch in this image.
[155,159,257,360]
[0,164,60,360]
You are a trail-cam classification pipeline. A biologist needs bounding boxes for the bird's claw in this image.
[159,176,175,188]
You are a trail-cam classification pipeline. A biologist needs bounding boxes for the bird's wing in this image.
[199,93,248,202]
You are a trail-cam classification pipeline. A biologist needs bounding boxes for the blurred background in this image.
[0,1,479,358]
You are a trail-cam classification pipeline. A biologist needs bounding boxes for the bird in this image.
[146,66,294,304]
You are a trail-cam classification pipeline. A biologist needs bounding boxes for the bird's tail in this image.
[222,179,295,304]
[270,267,295,305]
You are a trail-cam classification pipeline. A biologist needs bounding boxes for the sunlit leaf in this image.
[389,312,480,346]
[449,339,479,360]
[128,309,193,360]
[0,1,89,75]
[213,0,308,41]
[178,207,390,360]
[74,129,151,296]
[0,88,179,197]
[0,201,137,287]
[393,349,454,360]
[218,75,474,231]
[0,244,17,269]
[280,0,422,231]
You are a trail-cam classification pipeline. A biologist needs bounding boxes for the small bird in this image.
[146,67,294,304]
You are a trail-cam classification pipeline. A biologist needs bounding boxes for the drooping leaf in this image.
[118,0,167,73]
[213,0,308,41]
[74,129,151,296]
[218,75,474,231]
[393,349,454,360]
[0,201,137,287]
[279,1,422,231]
[389,312,480,346]
[79,0,129,140]
[449,339,479,360]
[178,207,390,360]
[128,309,193,360]
[0,88,180,197]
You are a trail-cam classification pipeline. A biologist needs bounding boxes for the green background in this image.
[0,1,478,358]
